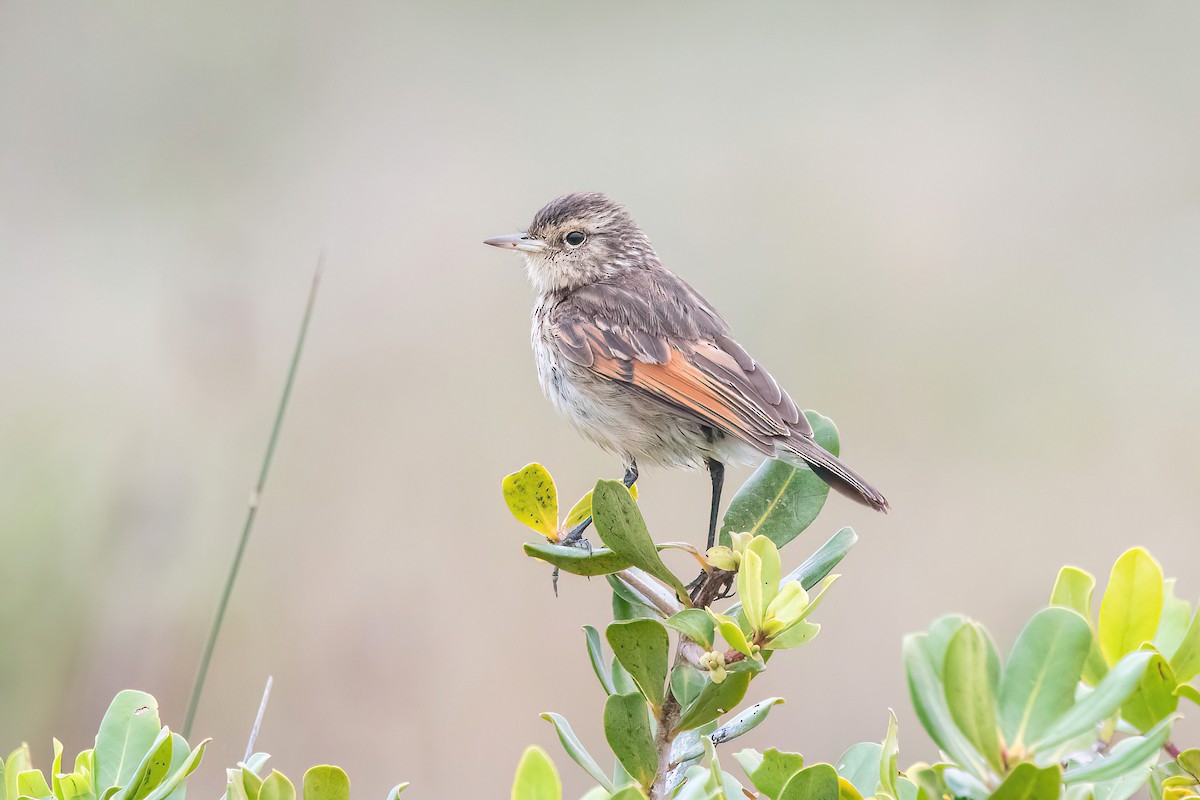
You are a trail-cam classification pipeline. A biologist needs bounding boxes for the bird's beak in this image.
[483,232,547,253]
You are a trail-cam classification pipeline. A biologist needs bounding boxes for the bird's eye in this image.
[564,231,586,247]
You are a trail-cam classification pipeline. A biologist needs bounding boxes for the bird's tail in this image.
[780,437,889,512]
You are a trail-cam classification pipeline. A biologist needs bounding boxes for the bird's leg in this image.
[705,458,724,552]
[688,457,728,601]
[560,459,638,545]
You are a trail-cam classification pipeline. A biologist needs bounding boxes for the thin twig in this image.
[244,675,274,762]
[182,261,323,738]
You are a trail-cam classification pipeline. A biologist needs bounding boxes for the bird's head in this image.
[485,192,658,294]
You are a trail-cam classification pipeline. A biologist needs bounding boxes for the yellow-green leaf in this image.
[503,464,559,538]
[1099,548,1164,665]
[565,483,637,529]
[510,747,561,800]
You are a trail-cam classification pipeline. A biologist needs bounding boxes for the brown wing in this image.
[550,279,811,454]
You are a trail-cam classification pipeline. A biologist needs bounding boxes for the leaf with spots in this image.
[503,464,559,539]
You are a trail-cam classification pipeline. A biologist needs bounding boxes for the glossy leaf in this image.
[539,713,615,792]
[1099,548,1164,665]
[943,623,1003,771]
[17,769,51,799]
[922,614,970,681]
[767,621,820,650]
[510,747,561,800]
[903,634,994,782]
[1121,650,1179,732]
[6,745,34,800]
[603,694,656,788]
[385,784,409,800]
[503,464,559,538]
[1029,649,1155,752]
[95,691,162,792]
[116,727,173,800]
[989,763,1062,800]
[835,743,882,797]
[671,664,706,708]
[592,480,689,602]
[1062,716,1175,784]
[709,611,755,659]
[719,411,839,549]
[565,484,637,529]
[736,749,805,800]
[607,620,669,711]
[609,577,659,622]
[524,542,631,576]
[780,764,840,800]
[838,778,866,800]
[1051,566,1109,685]
[711,698,784,746]
[1170,608,1200,683]
[258,773,295,800]
[583,626,616,695]
[879,712,900,800]
[676,672,752,732]
[664,610,715,649]
[138,739,208,800]
[789,527,858,591]
[998,607,1091,748]
[1156,579,1192,658]
[301,767,349,800]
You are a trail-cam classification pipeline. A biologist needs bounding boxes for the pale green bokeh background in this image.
[2,2,1199,797]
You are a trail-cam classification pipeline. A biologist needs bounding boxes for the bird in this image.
[485,192,887,557]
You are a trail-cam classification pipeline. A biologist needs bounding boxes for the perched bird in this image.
[486,192,887,554]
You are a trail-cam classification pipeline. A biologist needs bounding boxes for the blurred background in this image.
[2,1,1199,796]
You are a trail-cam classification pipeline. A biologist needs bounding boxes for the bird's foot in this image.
[560,516,592,546]
[550,529,593,597]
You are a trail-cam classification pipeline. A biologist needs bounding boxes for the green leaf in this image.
[1099,548,1164,665]
[1121,649,1179,732]
[1170,607,1200,683]
[747,537,782,611]
[780,763,840,800]
[989,763,1062,800]
[719,411,839,550]
[565,484,637,529]
[1051,567,1095,615]
[606,620,669,711]
[1156,579,1191,659]
[603,694,656,788]
[665,610,715,649]
[592,480,689,602]
[740,548,766,632]
[138,739,207,800]
[115,727,173,800]
[95,691,162,793]
[710,612,756,659]
[676,672,752,732]
[767,621,820,650]
[503,464,559,538]
[583,626,616,695]
[943,623,1003,772]
[7,745,33,800]
[789,527,857,591]
[17,770,51,800]
[523,542,632,576]
[711,698,784,746]
[1063,716,1175,784]
[1175,683,1200,705]
[510,747,561,800]
[301,768,349,800]
[385,784,409,800]
[903,634,994,782]
[879,712,900,800]
[257,773,295,800]
[242,769,264,800]
[607,788,646,800]
[1029,649,1155,752]
[1050,566,1109,686]
[835,743,882,797]
[737,749,805,800]
[671,664,706,709]
[160,735,192,800]
[998,607,1091,748]
[922,614,970,681]
[539,713,615,793]
[609,577,659,622]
